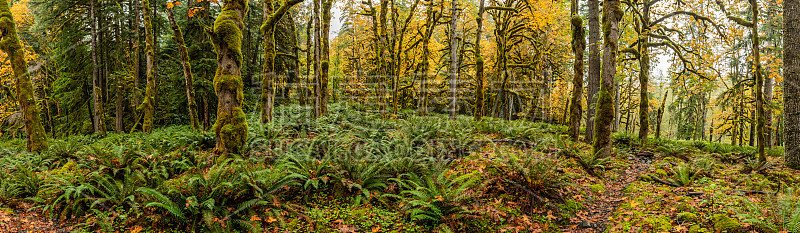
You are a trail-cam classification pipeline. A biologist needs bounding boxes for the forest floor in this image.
[0,104,796,232]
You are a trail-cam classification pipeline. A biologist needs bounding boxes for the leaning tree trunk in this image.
[568,0,586,141]
[207,0,249,155]
[592,0,622,158]
[167,7,200,130]
[585,0,602,144]
[655,91,668,138]
[139,0,156,133]
[473,0,486,121]
[91,0,105,135]
[0,0,47,151]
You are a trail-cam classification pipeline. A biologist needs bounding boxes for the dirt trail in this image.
[0,206,72,233]
[563,153,653,233]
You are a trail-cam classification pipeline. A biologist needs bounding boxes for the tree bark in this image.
[637,0,651,142]
[655,91,668,138]
[752,0,766,163]
[320,0,331,116]
[0,0,47,151]
[167,6,200,130]
[568,0,586,141]
[207,0,249,155]
[260,0,304,123]
[91,0,106,135]
[592,0,622,158]
[448,0,459,120]
[473,0,486,121]
[585,0,601,143]
[139,0,156,133]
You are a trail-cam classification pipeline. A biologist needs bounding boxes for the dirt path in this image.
[562,153,653,233]
[0,205,72,233]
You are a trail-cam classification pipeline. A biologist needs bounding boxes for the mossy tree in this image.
[167,3,200,130]
[568,0,585,141]
[90,0,105,135]
[785,0,800,169]
[139,0,156,133]
[0,0,47,151]
[592,0,622,158]
[207,0,249,155]
[320,0,332,117]
[716,0,766,164]
[584,0,601,144]
[260,0,304,123]
[473,0,486,121]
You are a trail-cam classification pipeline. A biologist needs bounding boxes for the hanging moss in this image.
[0,0,47,152]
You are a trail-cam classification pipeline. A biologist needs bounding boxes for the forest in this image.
[0,0,799,231]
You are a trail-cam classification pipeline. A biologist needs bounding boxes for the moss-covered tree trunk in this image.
[474,0,486,121]
[637,1,650,142]
[320,0,331,116]
[313,0,322,118]
[568,0,585,141]
[167,7,200,130]
[140,0,156,133]
[91,0,106,135]
[207,0,249,155]
[585,0,601,144]
[0,0,47,151]
[751,0,766,163]
[592,0,622,158]
[416,0,436,115]
[260,0,304,123]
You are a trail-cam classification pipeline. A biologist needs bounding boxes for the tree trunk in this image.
[592,0,622,158]
[91,0,105,135]
[637,1,650,142]
[448,0,459,120]
[140,0,156,133]
[320,0,331,116]
[655,91,667,138]
[167,7,200,130]
[260,0,304,123]
[474,0,486,121]
[568,0,586,141]
[585,0,601,144]
[765,76,773,147]
[752,0,766,163]
[313,0,322,118]
[207,0,249,155]
[0,0,47,151]
[133,0,140,130]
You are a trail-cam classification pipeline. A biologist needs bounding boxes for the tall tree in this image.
[260,0,304,123]
[139,0,156,133]
[167,2,200,130]
[0,0,47,151]
[785,0,800,169]
[716,0,766,163]
[473,0,486,121]
[585,0,601,143]
[448,0,459,120]
[207,0,249,155]
[90,0,105,135]
[568,0,585,141]
[320,0,332,116]
[592,0,622,158]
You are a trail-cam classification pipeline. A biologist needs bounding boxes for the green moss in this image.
[644,216,672,231]
[638,174,653,182]
[655,169,668,177]
[571,15,583,27]
[676,212,698,223]
[688,225,710,233]
[712,214,741,232]
[589,184,605,193]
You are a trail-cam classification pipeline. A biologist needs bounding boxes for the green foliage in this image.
[667,163,700,186]
[735,188,800,233]
[389,171,480,229]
